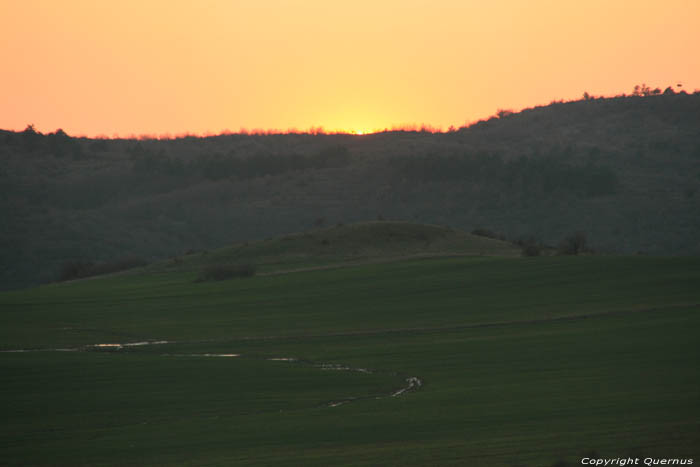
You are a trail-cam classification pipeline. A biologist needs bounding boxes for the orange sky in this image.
[2,0,699,136]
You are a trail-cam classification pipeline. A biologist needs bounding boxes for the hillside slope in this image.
[2,92,699,289]
[150,221,520,277]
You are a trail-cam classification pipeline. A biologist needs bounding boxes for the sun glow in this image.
[1,1,699,136]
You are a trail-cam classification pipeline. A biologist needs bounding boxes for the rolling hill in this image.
[147,221,521,277]
[2,91,699,289]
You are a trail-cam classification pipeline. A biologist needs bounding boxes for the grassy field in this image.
[1,254,699,466]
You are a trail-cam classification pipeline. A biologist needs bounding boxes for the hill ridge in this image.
[2,93,699,289]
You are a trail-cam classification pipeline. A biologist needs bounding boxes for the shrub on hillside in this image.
[57,260,95,282]
[558,232,588,255]
[57,257,148,282]
[521,243,542,256]
[88,257,148,276]
[514,235,543,256]
[196,263,256,282]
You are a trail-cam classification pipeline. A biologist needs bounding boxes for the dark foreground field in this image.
[1,255,699,466]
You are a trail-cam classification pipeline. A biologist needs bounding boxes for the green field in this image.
[2,253,699,466]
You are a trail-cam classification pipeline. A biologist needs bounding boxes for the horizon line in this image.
[6,87,698,141]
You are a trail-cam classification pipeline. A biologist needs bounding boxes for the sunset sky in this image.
[2,0,699,137]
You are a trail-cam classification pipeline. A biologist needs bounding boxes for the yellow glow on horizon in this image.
[1,0,699,136]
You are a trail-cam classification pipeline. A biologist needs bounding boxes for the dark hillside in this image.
[2,92,699,289]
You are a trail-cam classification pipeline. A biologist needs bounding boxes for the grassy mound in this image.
[156,221,520,276]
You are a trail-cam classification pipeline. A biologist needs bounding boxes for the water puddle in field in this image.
[2,344,422,408]
[165,353,241,358]
[89,341,172,350]
[328,399,353,408]
[154,353,422,406]
[91,343,124,349]
[313,362,421,406]
[317,363,373,374]
[125,340,170,347]
[391,376,423,397]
